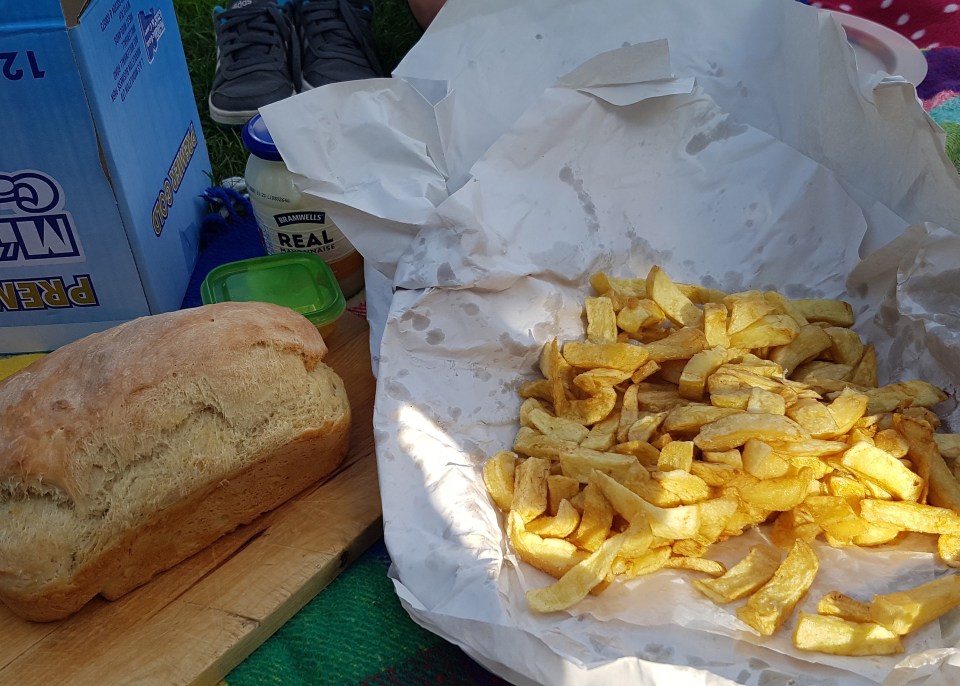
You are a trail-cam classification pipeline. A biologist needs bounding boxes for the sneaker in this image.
[292,0,385,90]
[208,0,298,126]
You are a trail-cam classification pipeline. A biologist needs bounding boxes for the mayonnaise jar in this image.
[241,114,364,298]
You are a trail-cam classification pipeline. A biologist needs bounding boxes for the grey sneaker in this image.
[208,0,298,126]
[292,0,385,89]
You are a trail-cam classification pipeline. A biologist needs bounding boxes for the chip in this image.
[816,591,873,624]
[736,539,820,636]
[793,613,903,656]
[646,265,703,328]
[870,575,960,635]
[693,544,781,604]
[526,528,625,613]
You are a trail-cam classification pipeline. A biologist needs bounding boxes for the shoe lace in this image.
[216,4,292,77]
[297,0,382,73]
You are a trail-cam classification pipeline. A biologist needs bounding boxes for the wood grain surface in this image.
[0,312,382,686]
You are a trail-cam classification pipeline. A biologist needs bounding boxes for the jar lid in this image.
[241,114,283,162]
[199,252,346,330]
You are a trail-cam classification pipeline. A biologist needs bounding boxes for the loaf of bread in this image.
[0,302,351,622]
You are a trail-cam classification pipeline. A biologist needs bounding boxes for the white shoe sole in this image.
[207,95,259,127]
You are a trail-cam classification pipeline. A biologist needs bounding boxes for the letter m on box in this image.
[0,212,82,266]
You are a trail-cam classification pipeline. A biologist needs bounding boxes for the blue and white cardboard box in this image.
[1,0,212,353]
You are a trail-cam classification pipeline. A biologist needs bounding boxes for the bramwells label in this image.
[275,211,326,226]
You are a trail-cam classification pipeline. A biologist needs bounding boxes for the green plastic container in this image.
[200,253,346,339]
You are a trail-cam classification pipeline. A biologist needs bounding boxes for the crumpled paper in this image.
[260,0,960,683]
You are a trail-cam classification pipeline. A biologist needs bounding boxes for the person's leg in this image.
[408,0,446,29]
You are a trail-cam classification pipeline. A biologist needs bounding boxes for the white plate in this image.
[829,10,928,86]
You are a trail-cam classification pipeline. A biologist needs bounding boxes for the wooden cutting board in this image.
[0,311,382,686]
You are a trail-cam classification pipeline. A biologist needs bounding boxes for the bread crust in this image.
[0,302,352,622]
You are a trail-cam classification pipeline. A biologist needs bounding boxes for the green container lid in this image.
[200,253,346,332]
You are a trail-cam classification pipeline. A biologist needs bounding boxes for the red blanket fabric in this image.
[813,0,960,49]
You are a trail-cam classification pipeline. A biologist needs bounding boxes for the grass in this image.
[171,0,422,183]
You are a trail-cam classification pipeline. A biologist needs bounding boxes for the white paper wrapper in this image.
[260,0,960,682]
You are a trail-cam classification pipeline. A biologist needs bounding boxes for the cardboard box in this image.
[0,0,212,353]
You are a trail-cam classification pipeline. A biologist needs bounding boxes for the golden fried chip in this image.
[839,441,923,503]
[860,499,960,536]
[664,556,726,577]
[770,508,821,550]
[616,298,666,333]
[562,341,650,372]
[702,449,743,468]
[654,469,710,505]
[785,398,841,440]
[685,497,734,546]
[690,461,742,487]
[746,387,787,415]
[703,302,730,347]
[769,324,833,377]
[741,439,790,480]
[793,613,902,656]
[817,591,873,623]
[508,511,589,579]
[736,539,820,636]
[848,344,878,388]
[526,498,582,538]
[513,426,579,460]
[728,314,800,350]
[897,415,960,511]
[863,380,948,415]
[625,411,668,444]
[513,456,551,522]
[735,468,814,513]
[694,413,808,452]
[572,368,633,395]
[693,544,781,604]
[579,413,620,452]
[584,296,618,344]
[874,428,909,459]
[662,404,740,435]
[547,474,582,515]
[792,360,854,385]
[764,290,809,327]
[633,381,688,412]
[614,546,672,578]
[822,326,866,367]
[657,440,695,472]
[483,450,517,511]
[526,407,591,444]
[938,534,960,569]
[569,482,615,551]
[526,528,625,613]
[790,298,855,327]
[559,447,640,483]
[611,440,661,468]
[798,495,870,547]
[679,347,728,401]
[561,387,618,425]
[643,327,709,363]
[870,575,960,635]
[646,265,703,328]
[724,290,774,335]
